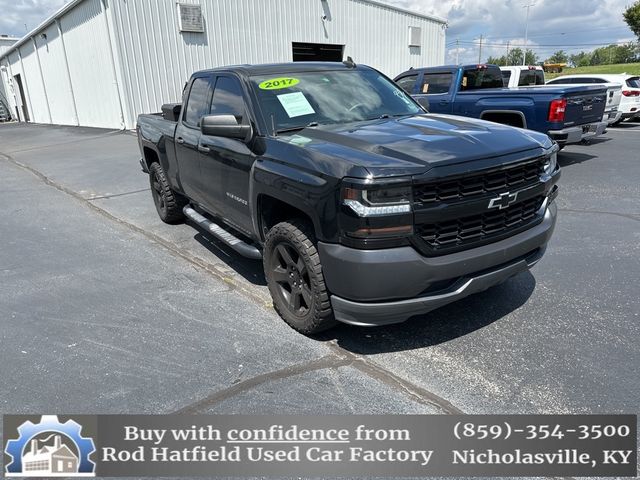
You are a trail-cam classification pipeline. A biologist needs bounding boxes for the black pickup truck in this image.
[137,62,560,334]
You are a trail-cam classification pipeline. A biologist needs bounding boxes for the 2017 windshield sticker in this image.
[276,92,315,118]
[259,77,300,90]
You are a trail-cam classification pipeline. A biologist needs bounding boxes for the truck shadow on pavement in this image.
[187,215,536,353]
[612,120,640,129]
[317,271,536,354]
[558,151,598,167]
[192,230,267,286]
[186,214,536,354]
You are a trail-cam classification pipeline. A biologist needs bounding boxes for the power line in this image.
[447,26,635,46]
[450,39,637,48]
[526,26,633,38]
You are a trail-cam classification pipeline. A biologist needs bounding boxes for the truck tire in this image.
[264,220,337,334]
[149,162,186,224]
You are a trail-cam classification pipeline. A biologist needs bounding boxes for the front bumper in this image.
[318,202,557,326]
[548,121,607,145]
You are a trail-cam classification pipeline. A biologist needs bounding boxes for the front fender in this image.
[250,158,340,242]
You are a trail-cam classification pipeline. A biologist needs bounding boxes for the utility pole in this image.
[456,38,460,64]
[478,34,483,64]
[506,41,510,63]
[522,2,535,66]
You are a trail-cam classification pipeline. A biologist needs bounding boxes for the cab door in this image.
[198,75,256,234]
[174,74,213,203]
[413,71,455,113]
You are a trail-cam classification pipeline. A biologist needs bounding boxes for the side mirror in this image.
[162,103,181,122]
[201,114,252,141]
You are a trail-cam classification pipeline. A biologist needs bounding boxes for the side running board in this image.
[183,206,262,260]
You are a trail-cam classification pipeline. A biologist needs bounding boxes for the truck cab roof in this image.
[192,61,364,77]
[400,64,498,73]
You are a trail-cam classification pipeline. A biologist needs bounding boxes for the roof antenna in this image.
[343,56,356,68]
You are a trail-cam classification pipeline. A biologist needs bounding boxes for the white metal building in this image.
[0,0,446,129]
[0,36,19,120]
[0,36,19,57]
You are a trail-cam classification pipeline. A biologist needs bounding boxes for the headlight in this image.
[340,182,414,240]
[543,151,557,175]
[342,185,412,217]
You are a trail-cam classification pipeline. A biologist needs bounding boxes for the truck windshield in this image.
[250,69,421,133]
[460,67,504,91]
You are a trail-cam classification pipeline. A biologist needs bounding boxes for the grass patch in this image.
[546,63,640,80]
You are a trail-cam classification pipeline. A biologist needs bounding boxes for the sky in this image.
[382,0,637,63]
[0,0,636,64]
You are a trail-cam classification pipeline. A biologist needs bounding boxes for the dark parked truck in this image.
[394,64,608,146]
[137,62,560,333]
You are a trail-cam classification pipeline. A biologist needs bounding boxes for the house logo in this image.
[4,415,95,477]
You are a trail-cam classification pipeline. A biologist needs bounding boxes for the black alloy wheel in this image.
[264,220,336,334]
[269,242,313,316]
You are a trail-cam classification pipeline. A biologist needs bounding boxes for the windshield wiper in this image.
[275,122,319,135]
[363,113,411,121]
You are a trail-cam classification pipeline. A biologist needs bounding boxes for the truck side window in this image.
[420,73,452,94]
[396,74,418,94]
[460,68,504,90]
[501,70,511,87]
[211,76,246,123]
[184,77,212,127]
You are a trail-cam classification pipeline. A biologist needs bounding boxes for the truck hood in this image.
[279,114,552,177]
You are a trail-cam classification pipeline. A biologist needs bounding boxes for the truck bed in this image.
[455,84,607,127]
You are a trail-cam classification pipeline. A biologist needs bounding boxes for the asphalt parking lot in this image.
[1,120,639,476]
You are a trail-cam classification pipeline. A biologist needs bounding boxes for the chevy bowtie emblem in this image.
[488,191,518,210]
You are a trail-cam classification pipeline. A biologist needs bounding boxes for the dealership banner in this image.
[3,414,637,477]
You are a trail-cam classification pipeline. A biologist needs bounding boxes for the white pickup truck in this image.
[500,66,545,87]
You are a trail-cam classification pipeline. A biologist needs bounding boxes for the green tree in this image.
[593,43,640,64]
[590,49,604,65]
[507,47,524,65]
[525,49,539,65]
[623,0,640,39]
[505,48,539,65]
[546,50,568,64]
[486,55,507,65]
[615,42,640,63]
[570,51,592,67]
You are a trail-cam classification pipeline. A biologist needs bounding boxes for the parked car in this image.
[546,74,631,124]
[395,64,607,147]
[500,65,545,88]
[137,62,560,333]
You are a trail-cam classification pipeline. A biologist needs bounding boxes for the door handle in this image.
[198,145,211,153]
[439,100,449,105]
[176,137,185,144]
